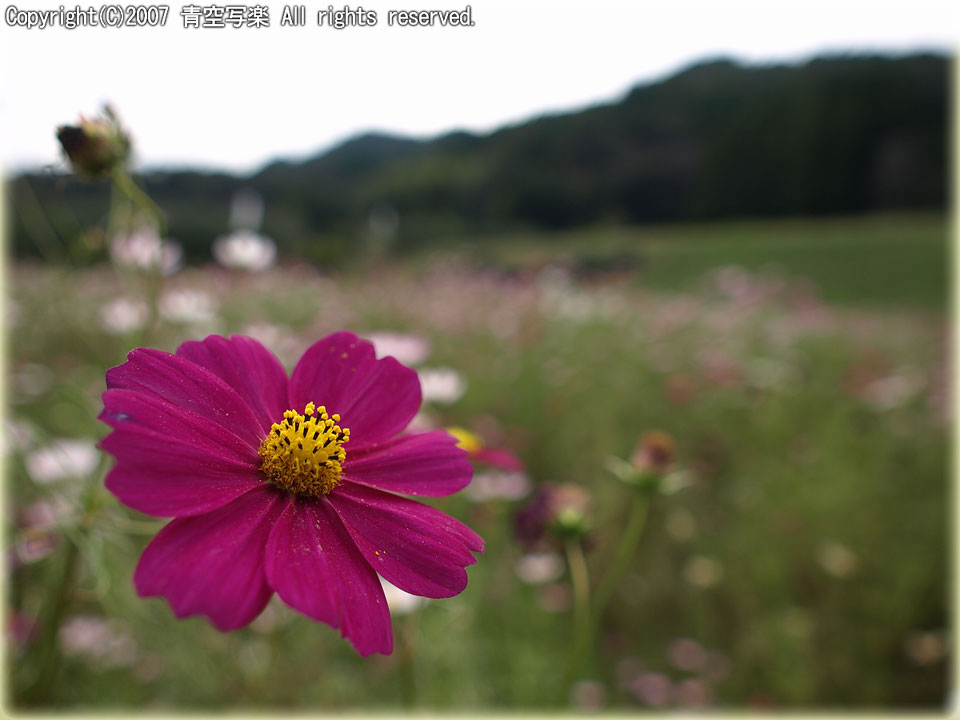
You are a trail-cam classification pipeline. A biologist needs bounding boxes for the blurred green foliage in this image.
[8,214,948,710]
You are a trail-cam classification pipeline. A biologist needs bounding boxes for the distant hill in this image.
[9,53,948,264]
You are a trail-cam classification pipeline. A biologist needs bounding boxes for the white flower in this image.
[664,509,697,542]
[59,616,138,668]
[159,289,218,325]
[212,230,276,272]
[817,540,858,579]
[241,323,283,349]
[862,369,924,411]
[100,298,147,335]
[904,630,948,666]
[378,576,428,616]
[683,556,723,589]
[25,439,99,484]
[365,332,431,366]
[466,470,531,502]
[13,364,54,398]
[418,367,467,405]
[3,420,36,455]
[515,552,565,585]
[110,229,182,275]
[406,410,437,433]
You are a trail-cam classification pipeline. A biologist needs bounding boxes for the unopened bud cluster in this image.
[605,430,678,495]
[56,106,130,179]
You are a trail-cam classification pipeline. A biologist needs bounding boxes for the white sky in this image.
[1,0,956,175]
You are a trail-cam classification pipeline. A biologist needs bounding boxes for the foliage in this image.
[8,216,948,709]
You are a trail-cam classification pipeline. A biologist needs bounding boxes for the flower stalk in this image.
[563,536,592,690]
[19,458,106,704]
[592,491,650,623]
[110,167,166,341]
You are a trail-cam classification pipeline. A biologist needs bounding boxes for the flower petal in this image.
[264,498,393,656]
[328,482,483,599]
[176,335,288,436]
[100,389,263,517]
[287,332,420,449]
[343,430,473,496]
[106,348,264,449]
[473,447,526,472]
[134,486,287,631]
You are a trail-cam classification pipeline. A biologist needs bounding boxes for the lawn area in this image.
[458,213,948,311]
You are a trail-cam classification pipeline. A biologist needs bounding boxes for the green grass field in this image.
[459,213,948,310]
[8,213,950,710]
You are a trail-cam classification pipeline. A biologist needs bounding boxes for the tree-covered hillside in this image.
[9,53,947,263]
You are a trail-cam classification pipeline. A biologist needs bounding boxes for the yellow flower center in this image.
[447,426,482,454]
[258,402,350,498]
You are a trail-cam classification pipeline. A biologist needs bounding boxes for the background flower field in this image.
[7,211,949,710]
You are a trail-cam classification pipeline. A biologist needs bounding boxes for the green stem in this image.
[111,168,165,343]
[593,492,650,624]
[111,168,166,237]
[15,177,71,265]
[19,459,107,705]
[20,538,80,705]
[562,537,592,692]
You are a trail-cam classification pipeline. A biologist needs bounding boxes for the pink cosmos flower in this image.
[446,426,525,472]
[98,331,483,656]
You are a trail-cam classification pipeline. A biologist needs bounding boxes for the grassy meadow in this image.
[7,212,950,710]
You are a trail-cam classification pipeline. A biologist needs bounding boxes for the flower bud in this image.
[56,106,130,179]
[606,430,678,494]
[515,483,592,547]
[547,484,592,538]
[630,430,676,477]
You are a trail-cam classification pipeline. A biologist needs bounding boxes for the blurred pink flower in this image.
[631,672,673,706]
[668,637,708,672]
[448,426,525,473]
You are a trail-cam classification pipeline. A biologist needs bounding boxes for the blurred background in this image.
[3,0,954,711]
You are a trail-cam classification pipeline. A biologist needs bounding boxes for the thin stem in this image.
[562,536,592,692]
[15,177,71,265]
[593,492,650,624]
[20,539,80,704]
[18,458,107,705]
[111,168,165,343]
[111,168,166,237]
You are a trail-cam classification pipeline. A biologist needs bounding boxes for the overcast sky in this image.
[1,0,955,175]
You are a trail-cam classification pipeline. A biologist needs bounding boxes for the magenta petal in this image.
[134,486,287,630]
[473,447,526,472]
[264,498,393,656]
[343,430,473,496]
[176,335,288,436]
[287,332,420,449]
[100,389,263,517]
[106,348,264,449]
[328,483,483,599]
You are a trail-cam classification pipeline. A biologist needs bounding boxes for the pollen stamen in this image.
[258,402,350,498]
